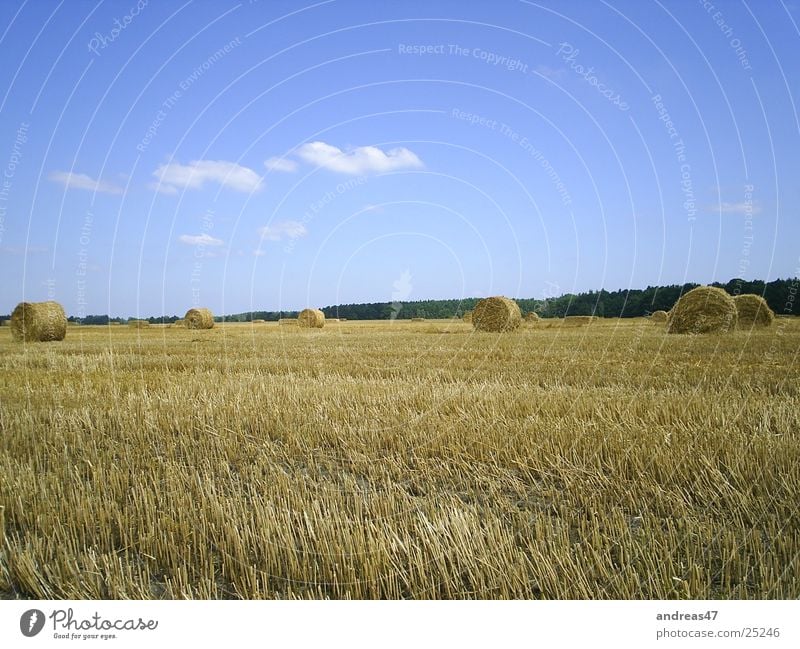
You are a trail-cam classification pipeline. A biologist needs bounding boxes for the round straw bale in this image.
[733,294,774,328]
[666,286,737,334]
[298,308,325,328]
[567,315,597,325]
[184,307,214,329]
[411,317,425,322]
[10,301,67,342]
[472,296,522,332]
[128,319,150,328]
[525,311,540,322]
[650,310,669,324]
[462,310,473,323]
[170,319,185,328]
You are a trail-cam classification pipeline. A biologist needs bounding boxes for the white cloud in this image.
[362,203,384,213]
[294,141,423,175]
[264,157,298,173]
[259,220,308,241]
[48,171,124,194]
[152,160,262,194]
[535,64,565,80]
[147,181,178,195]
[706,201,762,215]
[178,233,224,246]
[0,245,49,256]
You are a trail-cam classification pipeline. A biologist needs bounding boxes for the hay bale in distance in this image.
[734,294,774,328]
[411,317,425,322]
[472,296,522,332]
[128,319,150,328]
[298,308,325,328]
[558,315,598,327]
[650,310,669,324]
[462,310,473,323]
[524,312,540,322]
[170,319,185,328]
[251,319,265,323]
[10,301,67,342]
[667,286,737,334]
[184,308,214,330]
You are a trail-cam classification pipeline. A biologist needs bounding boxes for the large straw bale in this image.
[184,308,214,330]
[10,301,67,342]
[733,294,774,328]
[298,308,325,328]
[667,286,737,334]
[472,296,522,332]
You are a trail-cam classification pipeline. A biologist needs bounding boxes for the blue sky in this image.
[1,0,798,317]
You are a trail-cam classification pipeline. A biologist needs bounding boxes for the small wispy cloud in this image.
[259,220,308,241]
[535,64,565,80]
[264,157,298,173]
[705,201,762,215]
[178,233,224,246]
[152,160,262,194]
[362,203,384,213]
[48,171,124,194]
[0,245,49,256]
[294,141,423,175]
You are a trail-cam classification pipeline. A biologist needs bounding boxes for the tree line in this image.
[3,277,795,324]
[318,277,798,320]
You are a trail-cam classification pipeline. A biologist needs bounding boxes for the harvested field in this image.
[0,318,798,599]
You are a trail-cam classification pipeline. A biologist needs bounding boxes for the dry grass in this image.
[10,301,67,342]
[0,318,798,599]
[650,311,669,324]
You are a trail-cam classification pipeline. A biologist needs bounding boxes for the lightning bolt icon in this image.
[28,611,38,632]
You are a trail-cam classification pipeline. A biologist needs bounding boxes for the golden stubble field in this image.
[1,317,798,599]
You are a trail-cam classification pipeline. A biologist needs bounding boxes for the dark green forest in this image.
[312,277,798,321]
[7,277,794,325]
